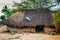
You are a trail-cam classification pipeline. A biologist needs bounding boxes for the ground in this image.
[0,33,60,40]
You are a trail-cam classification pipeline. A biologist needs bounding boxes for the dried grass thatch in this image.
[4,8,53,28]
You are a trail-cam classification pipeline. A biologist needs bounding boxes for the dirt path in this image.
[0,33,60,40]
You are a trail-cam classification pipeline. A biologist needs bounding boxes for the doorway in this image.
[35,25,45,32]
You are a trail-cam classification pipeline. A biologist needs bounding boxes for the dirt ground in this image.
[0,33,60,40]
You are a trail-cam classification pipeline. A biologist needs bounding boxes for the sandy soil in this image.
[0,33,60,40]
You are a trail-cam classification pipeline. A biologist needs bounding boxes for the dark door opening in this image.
[35,25,44,32]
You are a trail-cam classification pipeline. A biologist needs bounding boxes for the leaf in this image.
[0,15,6,21]
[53,10,60,24]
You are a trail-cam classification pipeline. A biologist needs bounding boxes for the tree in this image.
[0,15,6,21]
[0,0,59,21]
[1,5,19,21]
[57,0,60,3]
[14,0,56,8]
[53,10,60,33]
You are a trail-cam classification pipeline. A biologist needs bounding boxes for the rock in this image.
[0,25,7,33]
[44,27,56,35]
[46,32,56,35]
[46,32,50,35]
[10,31,15,35]
[50,32,56,35]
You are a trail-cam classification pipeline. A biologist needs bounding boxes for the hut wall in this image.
[44,27,55,33]
[8,27,35,33]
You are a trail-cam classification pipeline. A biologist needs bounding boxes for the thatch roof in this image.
[4,8,53,27]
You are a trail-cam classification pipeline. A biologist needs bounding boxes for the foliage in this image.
[2,5,18,17]
[1,5,19,21]
[14,0,57,8]
[0,15,6,21]
[53,10,60,24]
[14,0,58,14]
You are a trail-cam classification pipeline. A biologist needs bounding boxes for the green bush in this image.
[53,10,60,24]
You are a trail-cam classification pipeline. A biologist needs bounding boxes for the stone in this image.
[0,25,7,33]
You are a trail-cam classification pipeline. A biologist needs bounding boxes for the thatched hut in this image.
[4,8,53,33]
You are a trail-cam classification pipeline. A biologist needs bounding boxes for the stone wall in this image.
[8,27,35,33]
